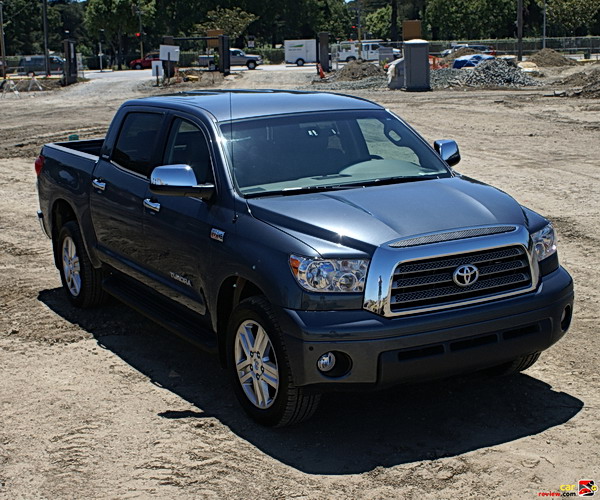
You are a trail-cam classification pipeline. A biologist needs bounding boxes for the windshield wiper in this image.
[245,184,362,198]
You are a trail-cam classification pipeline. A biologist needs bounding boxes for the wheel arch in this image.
[51,198,78,268]
[216,276,265,366]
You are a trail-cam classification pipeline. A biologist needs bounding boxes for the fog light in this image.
[560,305,572,332]
[317,352,336,372]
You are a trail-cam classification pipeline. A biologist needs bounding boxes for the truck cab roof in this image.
[130,90,382,122]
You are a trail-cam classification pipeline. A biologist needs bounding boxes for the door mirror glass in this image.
[433,139,461,166]
[150,165,215,200]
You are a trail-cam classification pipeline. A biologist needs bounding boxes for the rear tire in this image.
[487,352,541,376]
[134,63,143,70]
[57,221,106,308]
[296,59,305,67]
[227,296,320,427]
[346,56,356,62]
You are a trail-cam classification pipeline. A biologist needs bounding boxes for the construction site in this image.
[1,46,599,499]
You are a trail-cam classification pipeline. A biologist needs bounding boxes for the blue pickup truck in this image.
[36,90,574,426]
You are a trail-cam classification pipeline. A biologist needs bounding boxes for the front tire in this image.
[227,296,320,427]
[246,60,257,70]
[134,63,143,70]
[57,221,106,308]
[487,352,541,377]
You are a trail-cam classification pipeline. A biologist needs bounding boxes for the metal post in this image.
[42,0,50,76]
[136,6,143,57]
[0,1,7,80]
[517,0,523,61]
[542,0,547,49]
[99,29,104,72]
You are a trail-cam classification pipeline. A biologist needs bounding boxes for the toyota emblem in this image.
[453,264,479,287]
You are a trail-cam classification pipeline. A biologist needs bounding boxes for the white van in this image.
[284,39,317,66]
[337,40,400,62]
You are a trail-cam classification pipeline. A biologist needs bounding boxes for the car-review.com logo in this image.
[537,479,597,497]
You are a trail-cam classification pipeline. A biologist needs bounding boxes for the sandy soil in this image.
[1,68,599,499]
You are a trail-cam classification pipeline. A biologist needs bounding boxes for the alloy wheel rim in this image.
[62,236,81,297]
[234,320,279,409]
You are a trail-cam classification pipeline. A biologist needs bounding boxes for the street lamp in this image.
[542,0,547,49]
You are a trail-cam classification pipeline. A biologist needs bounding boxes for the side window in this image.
[163,118,213,184]
[112,112,163,176]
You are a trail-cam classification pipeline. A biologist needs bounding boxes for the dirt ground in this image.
[1,68,599,499]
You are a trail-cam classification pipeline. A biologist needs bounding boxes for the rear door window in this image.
[112,112,163,176]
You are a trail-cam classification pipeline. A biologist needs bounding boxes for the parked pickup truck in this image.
[36,90,574,427]
[198,48,262,69]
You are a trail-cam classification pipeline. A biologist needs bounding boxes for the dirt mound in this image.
[442,47,478,63]
[335,60,385,81]
[528,48,577,67]
[581,80,600,98]
[559,67,600,87]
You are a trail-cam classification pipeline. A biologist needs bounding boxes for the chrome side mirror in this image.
[149,165,215,200]
[434,140,461,167]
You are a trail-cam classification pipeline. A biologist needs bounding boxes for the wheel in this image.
[134,63,143,70]
[246,60,257,70]
[57,221,106,308]
[487,352,541,377]
[227,296,321,427]
[296,59,305,67]
[346,56,356,62]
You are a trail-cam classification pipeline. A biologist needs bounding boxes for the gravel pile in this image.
[312,75,387,91]
[430,68,464,89]
[461,59,541,87]
[528,48,577,67]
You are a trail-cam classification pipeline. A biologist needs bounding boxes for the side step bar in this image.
[102,274,218,354]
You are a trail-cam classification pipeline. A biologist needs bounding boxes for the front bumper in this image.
[276,266,573,389]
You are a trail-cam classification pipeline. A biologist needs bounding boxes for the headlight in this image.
[531,223,557,262]
[289,255,369,293]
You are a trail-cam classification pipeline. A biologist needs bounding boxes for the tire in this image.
[57,221,106,308]
[246,60,257,70]
[346,56,356,62]
[227,296,320,427]
[134,63,143,70]
[487,352,541,377]
[296,59,305,67]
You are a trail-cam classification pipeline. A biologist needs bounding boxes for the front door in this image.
[142,116,218,316]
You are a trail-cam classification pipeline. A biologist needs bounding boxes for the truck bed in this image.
[51,138,104,158]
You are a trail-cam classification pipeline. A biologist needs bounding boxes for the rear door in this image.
[141,114,218,315]
[90,108,166,278]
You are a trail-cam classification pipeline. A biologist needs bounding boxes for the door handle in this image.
[143,198,161,212]
[92,178,106,191]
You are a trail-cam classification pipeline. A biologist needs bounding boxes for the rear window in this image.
[112,112,163,176]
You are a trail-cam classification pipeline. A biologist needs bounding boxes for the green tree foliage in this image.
[539,0,600,34]
[196,6,258,40]
[2,0,61,54]
[365,5,392,39]
[85,0,155,65]
[425,0,516,39]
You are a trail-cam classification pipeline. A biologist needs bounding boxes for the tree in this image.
[365,5,392,39]
[85,0,155,68]
[196,6,258,41]
[2,0,61,54]
[539,0,600,34]
[425,0,516,39]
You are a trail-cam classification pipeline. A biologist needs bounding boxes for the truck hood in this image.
[246,177,527,253]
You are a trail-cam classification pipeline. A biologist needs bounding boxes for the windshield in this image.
[220,109,451,196]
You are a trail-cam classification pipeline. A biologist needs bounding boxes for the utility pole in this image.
[42,0,50,75]
[98,29,104,72]
[0,1,7,80]
[542,0,547,49]
[517,0,524,61]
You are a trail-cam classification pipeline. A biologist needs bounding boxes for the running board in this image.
[102,274,218,354]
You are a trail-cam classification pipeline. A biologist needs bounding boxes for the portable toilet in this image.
[403,39,430,91]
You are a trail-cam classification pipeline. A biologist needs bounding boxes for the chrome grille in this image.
[389,226,517,248]
[390,245,532,313]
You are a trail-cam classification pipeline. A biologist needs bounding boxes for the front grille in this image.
[390,246,532,313]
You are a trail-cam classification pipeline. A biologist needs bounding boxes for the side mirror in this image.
[434,140,461,167]
[149,165,215,200]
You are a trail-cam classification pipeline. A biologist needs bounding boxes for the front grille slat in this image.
[389,245,533,313]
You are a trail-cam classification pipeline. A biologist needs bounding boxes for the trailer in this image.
[284,39,317,66]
